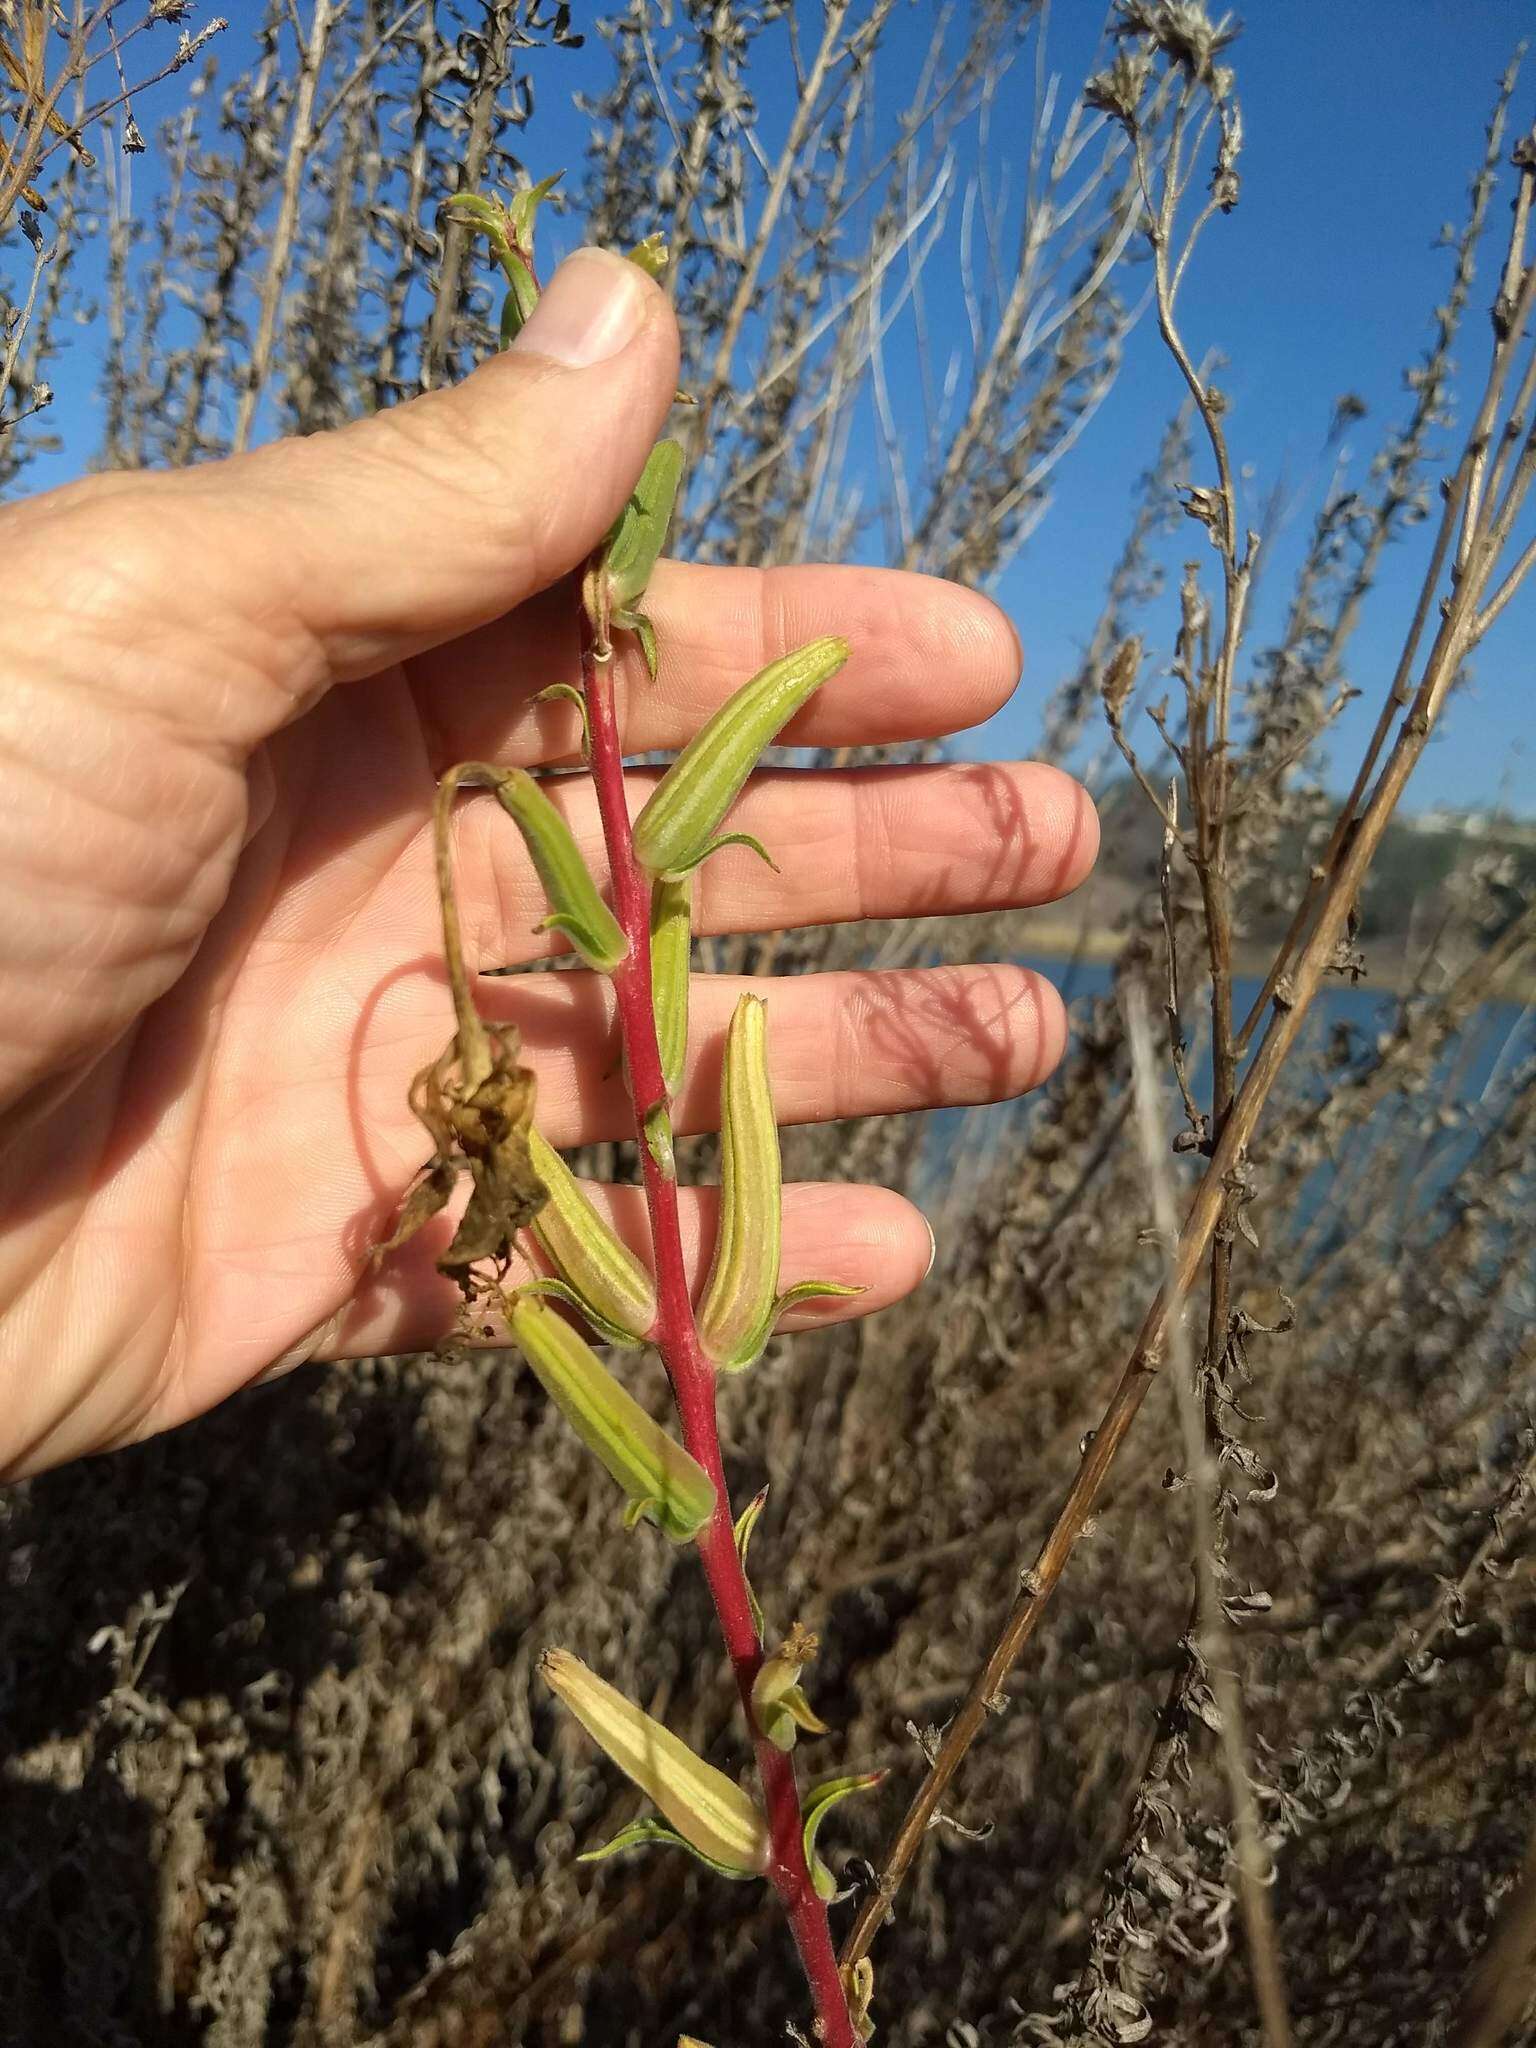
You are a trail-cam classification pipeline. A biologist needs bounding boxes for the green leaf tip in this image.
[733,1483,770,1639]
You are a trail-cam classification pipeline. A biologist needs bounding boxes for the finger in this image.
[319,1180,935,1362]
[454,761,1099,954]
[407,560,1023,766]
[11,250,679,749]
[469,964,1065,1148]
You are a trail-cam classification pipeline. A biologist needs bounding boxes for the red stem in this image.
[580,612,857,2048]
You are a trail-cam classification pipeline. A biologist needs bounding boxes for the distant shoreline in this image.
[1017,917,1536,1006]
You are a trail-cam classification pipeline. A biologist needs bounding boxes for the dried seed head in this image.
[752,1621,829,1753]
[542,1649,771,1875]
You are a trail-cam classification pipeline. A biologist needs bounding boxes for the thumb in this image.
[35,247,679,736]
[240,246,679,688]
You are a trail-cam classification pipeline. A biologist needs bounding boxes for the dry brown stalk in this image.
[841,74,1536,1999]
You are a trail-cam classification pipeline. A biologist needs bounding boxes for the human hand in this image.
[0,249,1097,1477]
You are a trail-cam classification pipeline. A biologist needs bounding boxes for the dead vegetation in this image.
[1,5,1534,2043]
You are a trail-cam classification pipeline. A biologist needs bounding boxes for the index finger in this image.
[404,561,1023,768]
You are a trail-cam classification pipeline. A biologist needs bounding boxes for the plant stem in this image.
[578,602,856,2048]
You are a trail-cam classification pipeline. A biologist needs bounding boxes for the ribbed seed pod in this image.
[524,1126,657,1345]
[492,768,628,973]
[542,1649,771,1875]
[631,637,849,880]
[508,1296,711,1541]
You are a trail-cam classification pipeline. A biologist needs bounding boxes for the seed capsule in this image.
[631,637,849,881]
[697,996,859,1372]
[649,873,693,1097]
[508,1296,711,1541]
[492,768,628,973]
[524,1126,656,1346]
[542,1648,770,1875]
[605,439,685,614]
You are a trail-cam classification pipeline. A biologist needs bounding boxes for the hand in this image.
[0,249,1097,1477]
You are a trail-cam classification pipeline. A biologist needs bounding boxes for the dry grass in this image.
[1,5,1534,2043]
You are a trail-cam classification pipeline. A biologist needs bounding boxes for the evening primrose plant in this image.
[378,179,883,2047]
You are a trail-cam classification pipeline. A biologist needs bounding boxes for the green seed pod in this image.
[631,637,850,881]
[605,439,685,614]
[523,1126,657,1346]
[697,996,779,1370]
[542,1648,771,1876]
[492,768,629,973]
[650,873,693,1097]
[508,1296,712,1541]
[697,996,860,1372]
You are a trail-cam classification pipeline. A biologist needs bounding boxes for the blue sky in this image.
[15,2,1536,814]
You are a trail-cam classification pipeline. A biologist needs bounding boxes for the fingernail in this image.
[511,248,649,369]
[921,1213,937,1280]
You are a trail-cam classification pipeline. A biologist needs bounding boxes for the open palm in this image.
[0,252,1095,1476]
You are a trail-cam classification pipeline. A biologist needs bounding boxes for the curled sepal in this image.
[843,1958,877,2042]
[802,1771,887,1904]
[525,1126,656,1345]
[542,1649,771,1876]
[733,1484,769,1639]
[650,874,693,1097]
[532,682,592,759]
[631,637,850,880]
[508,1297,711,1541]
[751,1621,829,1753]
[605,439,684,614]
[578,1816,759,1883]
[661,829,779,880]
[492,768,628,972]
[615,606,660,680]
